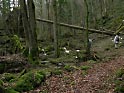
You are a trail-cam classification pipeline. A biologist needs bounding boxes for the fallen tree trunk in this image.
[36,18,124,36]
[1,19,124,36]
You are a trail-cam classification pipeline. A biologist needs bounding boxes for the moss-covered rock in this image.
[14,70,45,92]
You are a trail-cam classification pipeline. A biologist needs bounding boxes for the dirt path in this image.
[29,56,124,93]
[76,57,124,93]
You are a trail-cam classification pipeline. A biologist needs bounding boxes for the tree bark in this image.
[27,0,39,60]
[84,0,90,58]
[46,0,53,41]
[52,0,59,58]
[20,0,30,54]
[20,0,38,63]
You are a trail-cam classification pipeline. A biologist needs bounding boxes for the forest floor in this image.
[31,56,124,93]
[25,35,124,93]
[1,34,124,93]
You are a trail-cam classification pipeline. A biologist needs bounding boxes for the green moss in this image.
[0,80,3,86]
[80,66,91,70]
[114,69,124,93]
[78,53,87,61]
[28,48,39,64]
[115,79,123,85]
[14,70,45,92]
[10,69,27,82]
[64,65,74,72]
[23,48,39,64]
[1,73,17,82]
[116,69,124,78]
[6,88,19,93]
[52,69,62,75]
[50,56,75,64]
[44,45,54,52]
[115,85,124,93]
[88,60,97,64]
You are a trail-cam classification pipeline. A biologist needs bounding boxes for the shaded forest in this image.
[1,0,124,93]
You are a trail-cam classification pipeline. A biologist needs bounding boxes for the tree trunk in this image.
[20,0,38,63]
[46,0,53,41]
[20,0,30,56]
[84,0,90,58]
[90,0,97,28]
[52,0,59,58]
[27,0,39,61]
[36,18,117,36]
[70,0,75,35]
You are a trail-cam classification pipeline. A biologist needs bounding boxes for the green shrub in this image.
[11,35,23,52]
[14,71,45,92]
